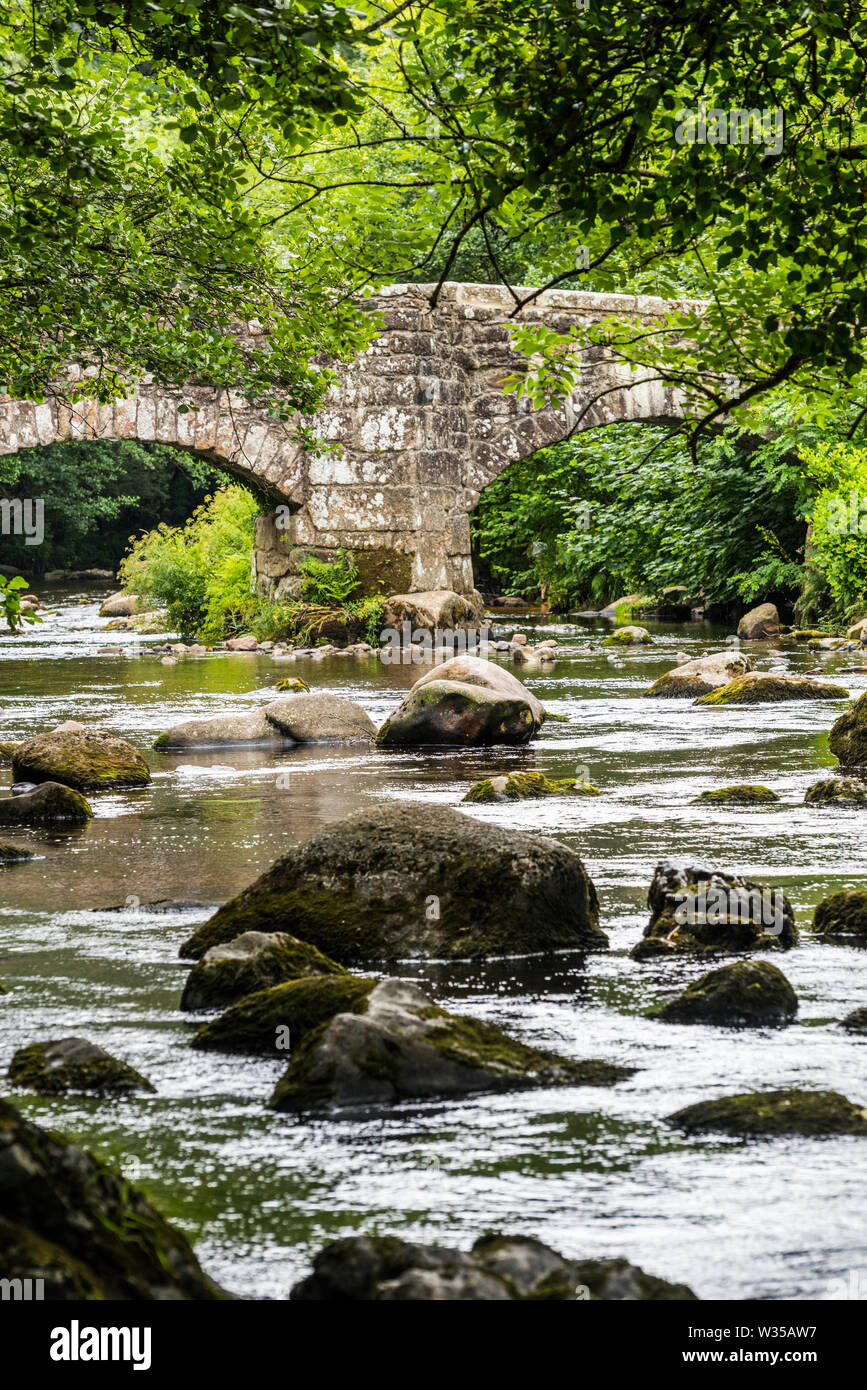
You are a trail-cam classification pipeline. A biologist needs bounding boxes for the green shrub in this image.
[296,548,360,605]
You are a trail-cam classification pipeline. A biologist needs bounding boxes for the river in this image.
[1,589,865,1301]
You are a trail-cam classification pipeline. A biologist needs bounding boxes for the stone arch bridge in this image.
[0,284,690,597]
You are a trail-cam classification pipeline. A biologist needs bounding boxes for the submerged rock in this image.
[463,771,600,803]
[0,782,92,826]
[602,626,651,646]
[643,650,752,698]
[651,961,798,1027]
[8,1038,155,1096]
[805,777,867,806]
[829,691,867,767]
[692,785,780,805]
[192,974,375,1052]
[812,889,867,940]
[268,978,632,1114]
[290,1232,697,1301]
[376,654,544,748]
[180,802,606,962]
[737,603,780,640]
[667,1088,867,1138]
[180,931,346,1012]
[0,842,35,862]
[12,730,151,792]
[0,1098,227,1298]
[154,708,284,749]
[630,860,796,961]
[842,1008,867,1033]
[696,673,848,706]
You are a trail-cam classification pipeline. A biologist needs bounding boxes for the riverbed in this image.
[1,591,866,1301]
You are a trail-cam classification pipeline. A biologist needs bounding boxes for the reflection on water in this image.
[1,590,866,1300]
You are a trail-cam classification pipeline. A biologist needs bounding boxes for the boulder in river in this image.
[0,1098,227,1298]
[382,589,484,632]
[376,654,543,747]
[268,978,632,1113]
[154,708,284,749]
[8,1038,155,1096]
[805,777,867,806]
[181,932,347,1012]
[0,781,92,826]
[828,691,867,767]
[737,602,780,640]
[263,693,375,742]
[0,842,35,862]
[192,974,374,1052]
[180,802,607,962]
[692,784,780,805]
[12,730,151,792]
[643,650,752,698]
[290,1232,696,1301]
[275,677,309,693]
[695,673,848,705]
[812,889,867,941]
[98,591,141,618]
[630,860,796,961]
[841,1008,867,1033]
[463,771,600,802]
[651,960,798,1027]
[602,626,651,646]
[667,1088,867,1138]
[0,739,19,765]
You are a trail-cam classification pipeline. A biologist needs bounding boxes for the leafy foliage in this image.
[0,574,40,632]
[296,548,360,606]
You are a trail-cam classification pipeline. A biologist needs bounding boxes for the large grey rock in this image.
[383,589,484,632]
[98,592,141,618]
[737,602,780,640]
[180,801,606,962]
[643,650,753,698]
[8,1038,155,1097]
[829,692,867,767]
[376,654,543,747]
[264,693,375,742]
[652,960,798,1027]
[268,978,630,1113]
[154,708,284,749]
[290,1232,697,1301]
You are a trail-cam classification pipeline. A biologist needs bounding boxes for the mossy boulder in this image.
[0,739,19,766]
[98,591,142,618]
[737,602,780,640]
[842,1008,867,1033]
[667,1088,867,1138]
[0,1098,228,1298]
[812,889,867,940]
[829,691,867,767]
[180,802,607,962]
[463,771,600,803]
[290,1232,696,1301]
[692,784,780,805]
[275,677,309,693]
[0,782,92,826]
[643,650,752,698]
[192,974,374,1053]
[805,777,867,806]
[382,589,484,632]
[377,654,544,747]
[603,625,651,646]
[180,930,346,1012]
[695,673,849,706]
[0,842,35,862]
[8,1038,155,1097]
[651,960,798,1027]
[154,708,285,750]
[269,978,632,1114]
[12,730,150,792]
[630,860,796,961]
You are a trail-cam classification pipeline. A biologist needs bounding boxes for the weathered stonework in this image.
[0,284,691,597]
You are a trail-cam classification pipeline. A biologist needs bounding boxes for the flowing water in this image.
[1,589,866,1301]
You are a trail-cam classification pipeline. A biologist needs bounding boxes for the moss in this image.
[421,1008,633,1086]
[0,842,35,861]
[275,677,310,693]
[667,1088,867,1137]
[650,960,798,1026]
[812,889,867,939]
[0,782,93,827]
[829,691,867,767]
[632,867,797,961]
[842,1007,867,1033]
[0,1098,229,1299]
[351,546,413,598]
[691,784,780,805]
[191,974,375,1053]
[463,771,600,803]
[696,674,849,706]
[602,626,651,646]
[0,739,19,766]
[181,931,346,1011]
[8,1039,155,1097]
[791,629,837,640]
[152,732,170,749]
[805,778,867,806]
